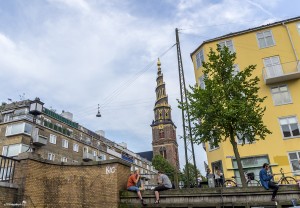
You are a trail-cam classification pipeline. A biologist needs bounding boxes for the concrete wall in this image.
[120,186,300,208]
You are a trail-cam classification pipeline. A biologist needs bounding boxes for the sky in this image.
[0,0,299,174]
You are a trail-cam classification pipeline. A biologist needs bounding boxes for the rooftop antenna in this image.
[96,104,101,117]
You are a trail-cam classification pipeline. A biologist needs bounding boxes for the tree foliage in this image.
[152,155,175,181]
[180,45,271,187]
[180,163,201,187]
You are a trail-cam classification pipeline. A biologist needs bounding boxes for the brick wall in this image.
[11,153,131,208]
[0,184,18,206]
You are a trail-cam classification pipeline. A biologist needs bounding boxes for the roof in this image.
[190,16,300,57]
[136,151,153,162]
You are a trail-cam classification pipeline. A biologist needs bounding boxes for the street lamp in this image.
[28,97,44,151]
[29,97,44,117]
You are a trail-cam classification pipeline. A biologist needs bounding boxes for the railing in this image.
[262,60,300,84]
[0,155,19,183]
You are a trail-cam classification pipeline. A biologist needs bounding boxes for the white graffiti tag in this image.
[106,166,116,174]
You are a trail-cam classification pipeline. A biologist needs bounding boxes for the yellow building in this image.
[190,16,300,184]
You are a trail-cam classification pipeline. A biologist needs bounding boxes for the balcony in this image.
[31,127,47,146]
[262,60,300,85]
[82,152,94,162]
[121,155,134,163]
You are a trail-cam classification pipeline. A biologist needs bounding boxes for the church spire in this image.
[151,58,179,170]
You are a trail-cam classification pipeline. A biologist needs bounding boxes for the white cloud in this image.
[0,0,294,173]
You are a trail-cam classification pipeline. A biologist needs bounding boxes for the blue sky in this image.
[0,0,299,173]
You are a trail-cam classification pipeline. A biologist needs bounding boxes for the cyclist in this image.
[259,163,279,201]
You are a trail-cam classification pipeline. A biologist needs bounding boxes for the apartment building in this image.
[190,16,300,183]
[0,98,157,183]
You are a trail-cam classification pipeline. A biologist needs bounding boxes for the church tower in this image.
[151,58,179,170]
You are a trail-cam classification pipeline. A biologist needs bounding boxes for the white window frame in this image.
[61,157,68,162]
[49,134,57,144]
[263,56,283,78]
[93,150,97,157]
[232,64,240,77]
[287,151,300,172]
[270,85,292,106]
[219,39,235,53]
[279,116,300,139]
[73,143,79,152]
[236,132,251,145]
[2,146,8,156]
[196,49,204,68]
[62,139,69,148]
[198,75,206,89]
[297,22,300,34]
[48,153,55,161]
[208,139,219,151]
[256,30,275,48]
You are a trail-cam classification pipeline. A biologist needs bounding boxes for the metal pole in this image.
[175,28,198,186]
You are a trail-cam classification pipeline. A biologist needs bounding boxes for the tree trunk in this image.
[229,126,247,187]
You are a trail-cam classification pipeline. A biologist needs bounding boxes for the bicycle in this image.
[223,171,260,187]
[276,168,297,185]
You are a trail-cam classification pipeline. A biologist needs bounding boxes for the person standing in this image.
[259,163,279,201]
[154,171,172,204]
[206,168,215,188]
[127,169,147,206]
[214,167,223,187]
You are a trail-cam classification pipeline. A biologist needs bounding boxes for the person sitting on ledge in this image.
[259,163,279,201]
[127,169,147,206]
[154,170,172,204]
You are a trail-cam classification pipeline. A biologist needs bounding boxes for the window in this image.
[209,139,219,151]
[73,143,79,152]
[159,129,164,138]
[219,40,234,53]
[263,56,283,78]
[232,65,240,77]
[5,122,32,136]
[62,139,69,148]
[279,116,300,138]
[1,145,29,157]
[3,113,13,122]
[14,108,28,115]
[196,49,204,68]
[236,132,251,145]
[198,75,206,89]
[61,157,68,162]
[49,134,57,144]
[271,85,292,106]
[93,150,97,157]
[159,147,167,159]
[297,23,300,34]
[288,151,300,172]
[99,154,106,161]
[48,153,55,161]
[257,30,275,48]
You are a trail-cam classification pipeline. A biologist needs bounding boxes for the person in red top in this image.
[127,169,146,206]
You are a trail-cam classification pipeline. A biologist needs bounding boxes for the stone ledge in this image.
[120,186,300,208]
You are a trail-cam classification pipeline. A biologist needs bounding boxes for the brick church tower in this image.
[151,58,179,170]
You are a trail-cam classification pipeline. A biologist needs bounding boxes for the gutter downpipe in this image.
[282,22,299,62]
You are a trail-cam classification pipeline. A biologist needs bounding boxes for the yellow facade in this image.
[191,17,300,183]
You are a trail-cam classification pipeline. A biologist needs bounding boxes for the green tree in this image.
[181,163,201,187]
[152,155,175,181]
[181,45,271,187]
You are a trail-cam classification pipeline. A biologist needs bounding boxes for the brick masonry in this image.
[0,152,131,208]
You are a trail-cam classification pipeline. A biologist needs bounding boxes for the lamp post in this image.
[28,97,44,151]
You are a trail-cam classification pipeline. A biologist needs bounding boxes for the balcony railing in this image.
[82,152,94,162]
[0,155,19,183]
[262,60,300,85]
